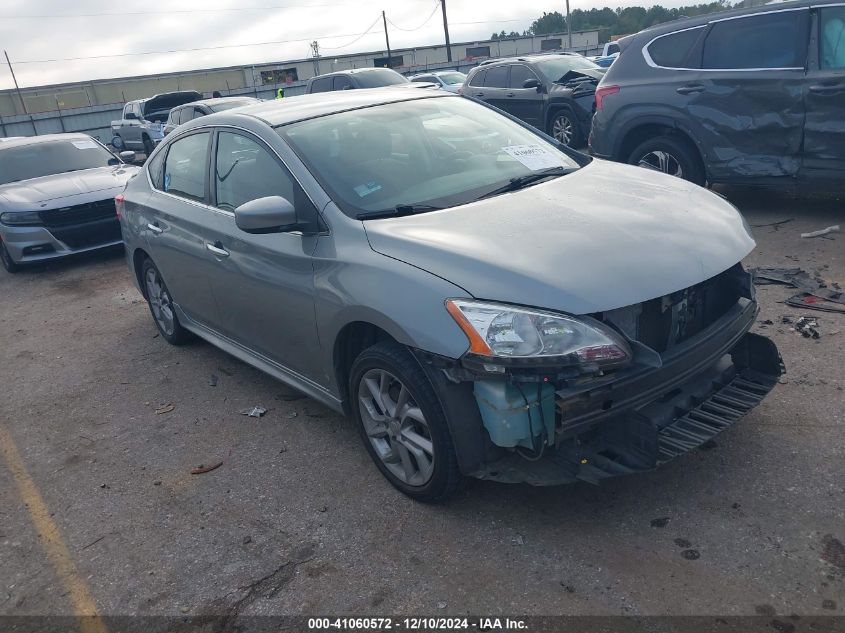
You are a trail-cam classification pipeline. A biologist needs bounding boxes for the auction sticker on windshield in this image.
[502,145,562,170]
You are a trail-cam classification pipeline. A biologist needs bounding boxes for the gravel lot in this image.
[0,186,843,621]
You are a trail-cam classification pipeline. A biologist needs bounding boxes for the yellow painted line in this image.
[0,423,107,633]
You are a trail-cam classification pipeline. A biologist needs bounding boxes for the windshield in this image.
[533,56,601,82]
[355,69,409,88]
[0,139,116,186]
[278,96,581,217]
[208,99,259,113]
[438,72,466,85]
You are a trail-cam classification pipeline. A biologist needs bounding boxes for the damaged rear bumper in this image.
[420,297,784,487]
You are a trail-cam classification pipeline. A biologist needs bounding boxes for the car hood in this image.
[363,160,755,315]
[0,166,139,207]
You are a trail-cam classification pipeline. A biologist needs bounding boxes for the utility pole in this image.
[441,0,452,63]
[566,0,573,50]
[310,40,321,76]
[382,11,392,68]
[4,50,36,135]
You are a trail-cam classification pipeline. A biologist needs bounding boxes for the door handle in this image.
[676,84,704,95]
[147,222,163,234]
[206,241,229,258]
[473,92,484,97]
[506,92,515,97]
[809,83,844,95]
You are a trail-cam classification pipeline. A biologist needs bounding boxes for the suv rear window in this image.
[702,10,809,69]
[647,27,704,68]
[484,66,508,88]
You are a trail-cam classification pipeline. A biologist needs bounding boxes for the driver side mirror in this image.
[523,78,541,90]
[235,196,299,234]
[119,150,137,163]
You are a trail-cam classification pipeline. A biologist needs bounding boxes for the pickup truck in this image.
[111,91,201,155]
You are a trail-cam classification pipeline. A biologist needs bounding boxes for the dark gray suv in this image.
[590,0,845,188]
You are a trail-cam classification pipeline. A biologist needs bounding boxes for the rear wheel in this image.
[0,238,21,273]
[141,258,193,345]
[627,135,705,186]
[350,341,462,502]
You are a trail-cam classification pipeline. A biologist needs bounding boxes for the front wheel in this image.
[142,136,155,157]
[0,238,21,273]
[141,258,193,345]
[350,341,462,502]
[627,135,705,186]
[549,110,581,147]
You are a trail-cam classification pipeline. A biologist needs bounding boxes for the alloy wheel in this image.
[357,368,435,486]
[145,267,176,336]
[552,114,574,146]
[637,150,684,178]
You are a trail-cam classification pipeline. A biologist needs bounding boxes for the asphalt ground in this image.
[0,186,843,627]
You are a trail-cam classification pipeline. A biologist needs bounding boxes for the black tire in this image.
[0,238,21,273]
[140,257,194,345]
[142,136,155,157]
[548,109,581,148]
[112,135,124,150]
[627,134,705,186]
[349,340,463,502]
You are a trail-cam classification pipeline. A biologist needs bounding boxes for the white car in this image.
[410,71,467,94]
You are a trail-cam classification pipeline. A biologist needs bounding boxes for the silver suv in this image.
[119,90,782,501]
[111,91,202,155]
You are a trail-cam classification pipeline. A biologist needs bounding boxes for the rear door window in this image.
[646,27,705,68]
[484,65,509,88]
[468,69,486,87]
[162,132,210,202]
[702,10,809,69]
[309,77,333,93]
[333,75,354,90]
[821,7,845,69]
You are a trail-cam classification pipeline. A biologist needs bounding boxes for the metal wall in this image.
[0,32,603,142]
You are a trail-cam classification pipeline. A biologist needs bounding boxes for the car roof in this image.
[311,67,401,79]
[630,0,815,40]
[0,133,94,150]
[178,96,260,108]
[181,87,452,129]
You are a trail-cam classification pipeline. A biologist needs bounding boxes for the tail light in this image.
[595,85,620,110]
[115,194,125,219]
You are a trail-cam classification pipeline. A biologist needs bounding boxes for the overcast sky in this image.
[1,0,690,90]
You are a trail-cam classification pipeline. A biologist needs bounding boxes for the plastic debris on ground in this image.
[190,461,223,475]
[800,225,840,238]
[794,316,820,339]
[155,403,175,414]
[240,406,267,418]
[750,267,845,314]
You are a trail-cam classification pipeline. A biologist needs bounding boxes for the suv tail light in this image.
[595,85,620,110]
[115,194,125,219]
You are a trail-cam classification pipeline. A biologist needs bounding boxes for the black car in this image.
[589,0,845,188]
[463,54,606,147]
[305,68,411,93]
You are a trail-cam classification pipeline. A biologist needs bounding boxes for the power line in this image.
[9,16,537,64]
[385,2,440,32]
[320,14,383,50]
[0,3,348,19]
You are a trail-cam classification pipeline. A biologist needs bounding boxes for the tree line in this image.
[490,0,765,40]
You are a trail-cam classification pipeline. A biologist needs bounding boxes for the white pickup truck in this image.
[111,91,201,155]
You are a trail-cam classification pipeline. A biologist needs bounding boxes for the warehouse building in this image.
[0,29,600,141]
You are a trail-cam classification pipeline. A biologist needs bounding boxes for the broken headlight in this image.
[446,299,631,367]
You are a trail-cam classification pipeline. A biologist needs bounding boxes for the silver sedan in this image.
[0,134,139,272]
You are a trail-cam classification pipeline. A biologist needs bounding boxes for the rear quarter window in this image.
[702,10,809,69]
[646,27,705,68]
[309,77,333,93]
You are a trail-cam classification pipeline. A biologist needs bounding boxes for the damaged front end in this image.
[418,263,784,486]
